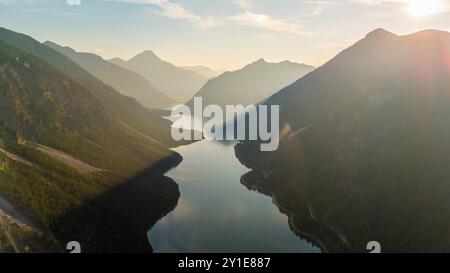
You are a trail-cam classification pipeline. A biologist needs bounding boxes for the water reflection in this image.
[148,140,320,253]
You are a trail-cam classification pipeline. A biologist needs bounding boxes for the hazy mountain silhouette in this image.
[110,51,208,99]
[188,59,314,107]
[182,65,226,78]
[236,29,450,252]
[44,41,173,108]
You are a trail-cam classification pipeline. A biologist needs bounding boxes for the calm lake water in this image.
[148,140,320,253]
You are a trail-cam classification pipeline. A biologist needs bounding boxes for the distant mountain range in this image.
[236,29,450,252]
[110,51,208,99]
[182,65,226,79]
[0,27,181,252]
[43,41,173,108]
[188,59,315,107]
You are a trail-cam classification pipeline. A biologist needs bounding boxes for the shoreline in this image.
[48,152,184,253]
[234,142,351,253]
[240,172,352,253]
[240,174,330,253]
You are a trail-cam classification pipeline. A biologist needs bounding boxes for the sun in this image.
[407,0,449,18]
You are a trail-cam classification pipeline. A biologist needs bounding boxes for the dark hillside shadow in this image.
[50,153,182,253]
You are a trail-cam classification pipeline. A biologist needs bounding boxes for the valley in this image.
[1,18,450,254]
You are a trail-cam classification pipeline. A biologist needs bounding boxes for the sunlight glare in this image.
[407,0,449,18]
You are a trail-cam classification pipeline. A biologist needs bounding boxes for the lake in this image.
[148,139,320,253]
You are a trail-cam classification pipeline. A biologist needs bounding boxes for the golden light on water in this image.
[406,0,449,18]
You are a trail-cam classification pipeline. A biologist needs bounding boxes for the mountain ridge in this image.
[43,41,173,108]
[236,28,450,252]
[0,27,174,146]
[187,59,315,107]
[110,50,208,99]
[0,27,182,252]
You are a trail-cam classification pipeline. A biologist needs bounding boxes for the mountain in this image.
[236,29,450,252]
[0,27,173,146]
[182,65,225,78]
[0,28,181,252]
[43,41,173,108]
[110,51,208,99]
[188,59,315,107]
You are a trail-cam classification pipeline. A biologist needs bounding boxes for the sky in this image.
[1,0,450,70]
